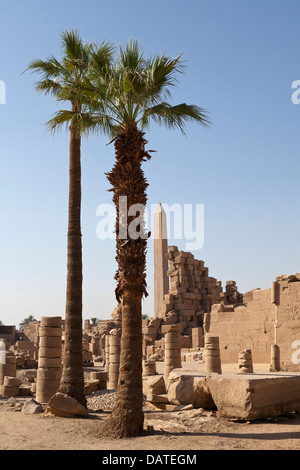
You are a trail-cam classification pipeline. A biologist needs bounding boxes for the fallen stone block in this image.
[46,392,89,417]
[19,385,33,396]
[143,375,166,396]
[206,374,300,421]
[21,398,44,414]
[84,380,99,395]
[146,393,170,404]
[167,373,215,409]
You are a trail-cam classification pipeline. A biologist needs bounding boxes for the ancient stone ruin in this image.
[1,203,300,422]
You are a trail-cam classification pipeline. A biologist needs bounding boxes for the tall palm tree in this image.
[26,31,114,410]
[87,39,210,437]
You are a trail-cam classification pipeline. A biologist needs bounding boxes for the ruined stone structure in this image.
[220,280,243,305]
[205,274,300,370]
[1,201,299,416]
[160,246,223,323]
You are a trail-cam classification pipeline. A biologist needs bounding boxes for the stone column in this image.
[154,203,169,317]
[271,281,280,346]
[192,327,204,348]
[2,376,21,398]
[204,335,222,374]
[143,360,157,376]
[203,313,211,335]
[238,349,253,373]
[107,330,121,390]
[36,317,62,404]
[99,335,106,362]
[270,344,280,372]
[162,324,182,385]
[105,335,110,372]
[0,349,16,385]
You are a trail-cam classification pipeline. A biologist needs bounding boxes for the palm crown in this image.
[26,30,115,136]
[84,39,210,137]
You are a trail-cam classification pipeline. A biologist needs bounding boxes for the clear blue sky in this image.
[0,0,299,327]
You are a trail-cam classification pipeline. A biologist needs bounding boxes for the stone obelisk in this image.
[154,203,169,317]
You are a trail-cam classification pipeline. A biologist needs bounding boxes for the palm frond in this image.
[139,102,210,135]
[34,79,62,96]
[25,56,65,79]
[118,39,145,73]
[145,54,185,101]
[60,29,84,60]
[46,110,74,133]
[91,40,116,72]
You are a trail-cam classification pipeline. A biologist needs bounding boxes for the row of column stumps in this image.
[36,317,62,404]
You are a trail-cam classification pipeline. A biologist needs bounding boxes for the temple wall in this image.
[207,275,300,370]
[276,278,300,371]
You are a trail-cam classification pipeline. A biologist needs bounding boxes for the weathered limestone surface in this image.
[143,375,166,396]
[206,373,300,421]
[276,277,300,371]
[206,274,300,370]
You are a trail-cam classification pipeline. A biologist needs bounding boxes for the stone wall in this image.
[276,275,300,371]
[206,274,300,371]
[22,322,40,345]
[159,246,223,328]
[206,289,274,363]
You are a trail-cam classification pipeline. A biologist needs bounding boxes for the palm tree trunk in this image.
[57,103,86,407]
[99,122,151,438]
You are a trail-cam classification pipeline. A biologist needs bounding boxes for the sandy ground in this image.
[0,402,300,451]
[1,362,300,451]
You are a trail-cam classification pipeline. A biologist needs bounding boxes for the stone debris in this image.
[21,398,43,414]
[86,389,154,412]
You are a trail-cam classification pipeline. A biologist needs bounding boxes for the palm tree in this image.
[19,315,37,332]
[26,30,114,410]
[87,39,210,437]
[90,317,100,327]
